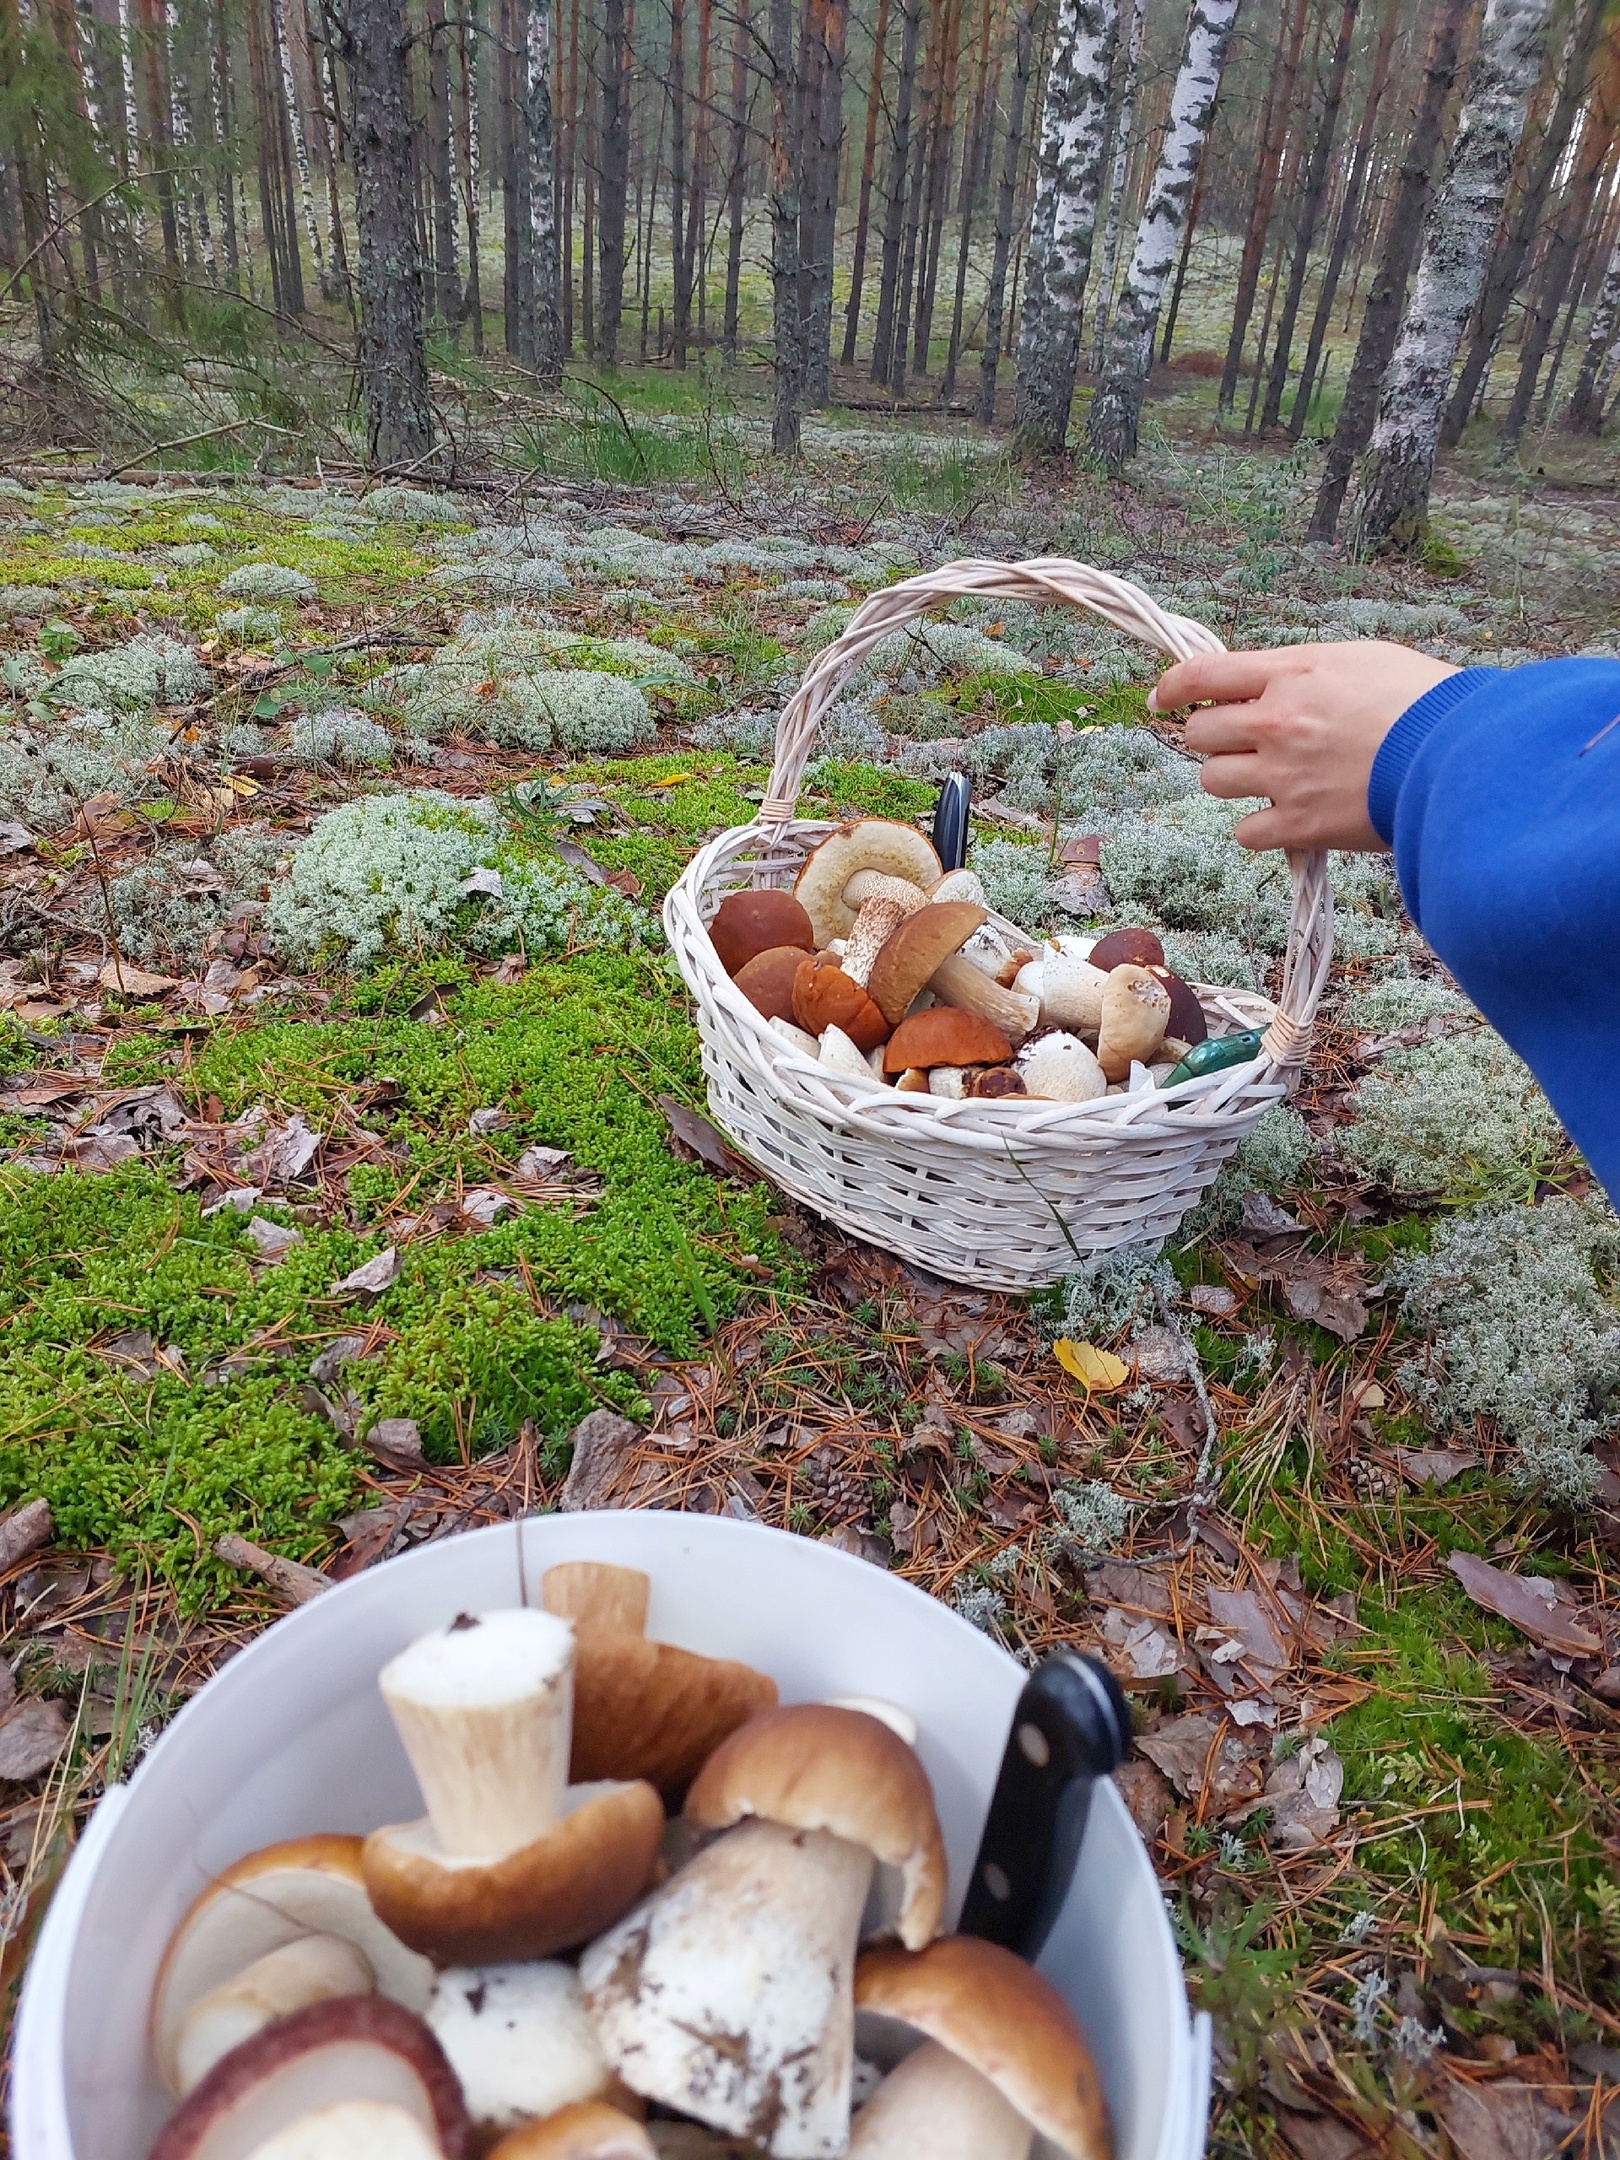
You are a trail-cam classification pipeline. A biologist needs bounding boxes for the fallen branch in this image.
[214,1533,331,1605]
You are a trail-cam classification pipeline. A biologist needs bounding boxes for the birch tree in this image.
[1353,0,1555,556]
[1011,0,1117,455]
[1085,0,1240,475]
[526,0,562,381]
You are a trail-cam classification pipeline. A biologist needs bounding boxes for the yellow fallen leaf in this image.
[222,774,260,797]
[648,772,696,789]
[1053,1337,1129,1391]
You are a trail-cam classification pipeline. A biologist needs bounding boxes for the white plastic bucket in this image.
[11,1511,1210,2160]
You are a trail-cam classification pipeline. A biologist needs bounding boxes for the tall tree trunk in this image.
[332,0,434,465]
[1157,120,1209,364]
[1011,0,1117,452]
[1086,0,1140,376]
[1216,0,1307,416]
[270,0,325,295]
[869,0,922,380]
[1309,0,1471,542]
[912,0,961,372]
[561,0,577,346]
[454,0,483,345]
[671,0,690,362]
[890,0,941,389]
[424,0,460,320]
[941,0,994,397]
[1501,100,1614,444]
[975,0,1037,419]
[1258,0,1361,432]
[1354,0,1554,554]
[1567,226,1620,430]
[1441,0,1606,445]
[767,0,803,449]
[212,0,241,287]
[1287,0,1401,437]
[596,0,629,358]
[1086,0,1240,472]
[527,0,561,376]
[841,0,888,363]
[683,0,711,344]
[801,0,849,401]
[245,0,294,309]
[138,0,185,299]
[723,0,749,353]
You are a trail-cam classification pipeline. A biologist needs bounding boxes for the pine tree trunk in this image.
[1216,0,1307,417]
[1086,0,1141,377]
[527,0,562,377]
[1258,0,1360,432]
[1309,0,1471,542]
[801,0,849,401]
[1086,0,1239,472]
[270,0,326,296]
[423,0,460,321]
[1501,103,1613,444]
[454,0,483,346]
[1567,227,1620,430]
[684,0,711,345]
[138,0,185,299]
[912,0,961,373]
[941,0,994,398]
[1441,0,1606,446]
[1287,0,1400,437]
[596,0,629,359]
[1354,0,1555,556]
[767,0,803,450]
[1010,0,1116,452]
[975,0,1037,420]
[332,0,434,465]
[724,0,749,353]
[890,0,941,390]
[671,0,690,362]
[870,0,922,380]
[841,0,888,363]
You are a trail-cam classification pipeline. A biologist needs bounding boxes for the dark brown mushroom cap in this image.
[792,952,891,1050]
[866,902,988,1025]
[148,1995,469,2160]
[1145,965,1208,1046]
[1086,927,1165,972]
[882,1007,1013,1074]
[732,945,811,1023]
[708,890,814,978]
[968,1066,1027,1098]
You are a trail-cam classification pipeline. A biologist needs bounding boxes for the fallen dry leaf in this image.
[0,1699,71,1783]
[559,1410,646,1510]
[1429,2072,1574,2160]
[1054,1338,1130,1391]
[330,1246,401,1298]
[99,958,177,997]
[1394,1444,1480,1488]
[245,1216,302,1262]
[1447,1551,1603,1657]
[659,1095,758,1180]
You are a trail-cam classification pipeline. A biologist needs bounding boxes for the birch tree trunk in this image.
[975,0,1037,421]
[1354,0,1555,555]
[331,0,433,466]
[767,0,803,451]
[1567,230,1620,430]
[526,0,562,379]
[1011,0,1116,453]
[1085,0,1240,474]
[1086,0,1139,377]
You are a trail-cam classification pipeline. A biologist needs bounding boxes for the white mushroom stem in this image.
[957,925,1015,979]
[245,2101,447,2160]
[928,869,988,909]
[841,898,906,987]
[427,1964,610,2134]
[1034,947,1109,1034]
[175,1936,376,2097]
[848,2041,1032,2158]
[843,871,928,915]
[926,956,1039,1044]
[927,1068,968,1099]
[819,1025,881,1080]
[580,1818,874,2159]
[379,1610,575,1862]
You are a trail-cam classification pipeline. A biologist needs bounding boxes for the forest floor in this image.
[0,352,1618,2159]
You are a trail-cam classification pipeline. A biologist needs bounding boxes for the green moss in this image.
[802,762,938,823]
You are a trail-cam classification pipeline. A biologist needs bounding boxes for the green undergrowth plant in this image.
[1341,1032,1564,1200]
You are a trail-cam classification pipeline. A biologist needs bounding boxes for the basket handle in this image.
[759,556,1333,1072]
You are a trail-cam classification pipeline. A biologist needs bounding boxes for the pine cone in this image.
[1345,1454,1400,1502]
[804,1445,869,1523]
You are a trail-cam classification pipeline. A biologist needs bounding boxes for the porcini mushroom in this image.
[1014,946,1110,1036]
[840,897,908,987]
[708,891,814,978]
[851,1936,1111,2160]
[793,821,943,946]
[1144,964,1208,1046]
[173,1934,375,2097]
[968,1066,1027,1099]
[843,870,927,916]
[818,1025,882,1080]
[767,1016,821,1060]
[882,1007,1011,1074]
[580,1706,946,2160]
[151,1836,435,2095]
[426,1963,613,2138]
[791,952,890,1051]
[1095,964,1172,1082]
[485,2103,656,2160]
[927,869,987,909]
[1087,927,1164,973]
[866,902,987,1026]
[148,1996,469,2160]
[361,1610,663,1966]
[734,947,814,1023]
[957,925,1017,979]
[539,1561,777,1799]
[1015,1032,1106,1104]
[925,955,1039,1044]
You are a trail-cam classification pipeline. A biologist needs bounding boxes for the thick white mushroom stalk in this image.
[849,2041,1033,2158]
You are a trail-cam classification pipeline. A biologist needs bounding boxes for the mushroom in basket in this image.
[486,2102,656,2158]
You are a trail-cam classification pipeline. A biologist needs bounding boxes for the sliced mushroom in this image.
[361,1611,663,1966]
[1015,1032,1106,1104]
[841,897,908,988]
[581,1707,946,2159]
[927,869,987,909]
[866,902,988,1026]
[708,891,814,978]
[927,1067,968,1099]
[426,1962,612,2137]
[793,821,943,947]
[539,1561,777,1798]
[734,947,816,1023]
[957,924,1016,979]
[1096,964,1172,1082]
[151,1836,434,2095]
[853,1936,1111,2160]
[925,955,1039,1045]
[968,1066,1027,1099]
[174,1934,375,2097]
[485,2103,657,2159]
[893,1067,930,1093]
[148,1996,469,2160]
[791,952,890,1050]
[882,1007,1012,1074]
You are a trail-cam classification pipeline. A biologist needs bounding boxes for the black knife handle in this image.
[932,772,972,872]
[959,1653,1132,1960]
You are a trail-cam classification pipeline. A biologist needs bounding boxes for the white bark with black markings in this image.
[526,0,562,382]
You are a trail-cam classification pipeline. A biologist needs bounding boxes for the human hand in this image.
[1148,641,1459,852]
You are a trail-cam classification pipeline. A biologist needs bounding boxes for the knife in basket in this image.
[932,772,972,872]
[959,1652,1132,1962]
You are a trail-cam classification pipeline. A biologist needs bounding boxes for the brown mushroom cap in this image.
[148,1995,470,2160]
[794,821,943,946]
[855,1936,1112,2160]
[540,1562,779,1799]
[732,945,810,1023]
[867,902,988,1026]
[707,890,814,977]
[361,1780,663,1967]
[882,1008,1012,1075]
[685,1704,947,1949]
[485,2104,656,2160]
[968,1066,1027,1099]
[1145,964,1208,1046]
[1087,927,1164,972]
[792,952,891,1050]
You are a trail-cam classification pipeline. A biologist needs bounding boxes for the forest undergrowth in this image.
[0,366,1618,2159]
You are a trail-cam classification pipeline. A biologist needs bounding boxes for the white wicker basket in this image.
[664,557,1334,1291]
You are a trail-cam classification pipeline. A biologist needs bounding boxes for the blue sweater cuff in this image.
[1367,668,1499,845]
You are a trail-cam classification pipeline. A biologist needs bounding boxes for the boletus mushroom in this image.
[148,1996,469,2160]
[791,951,890,1051]
[173,1934,376,2098]
[539,1562,778,1800]
[580,1705,946,2160]
[882,1007,1012,1075]
[1096,964,1172,1083]
[1086,927,1164,973]
[851,1936,1112,2160]
[426,1962,614,2139]
[485,2103,656,2160]
[151,1836,434,2096]
[1016,1032,1106,1104]
[866,902,987,1027]
[925,955,1040,1045]
[793,820,943,947]
[1013,946,1110,1037]
[733,947,814,1024]
[707,891,814,979]
[361,1609,663,1967]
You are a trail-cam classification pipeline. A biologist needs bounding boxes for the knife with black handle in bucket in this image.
[959,1653,1133,1961]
